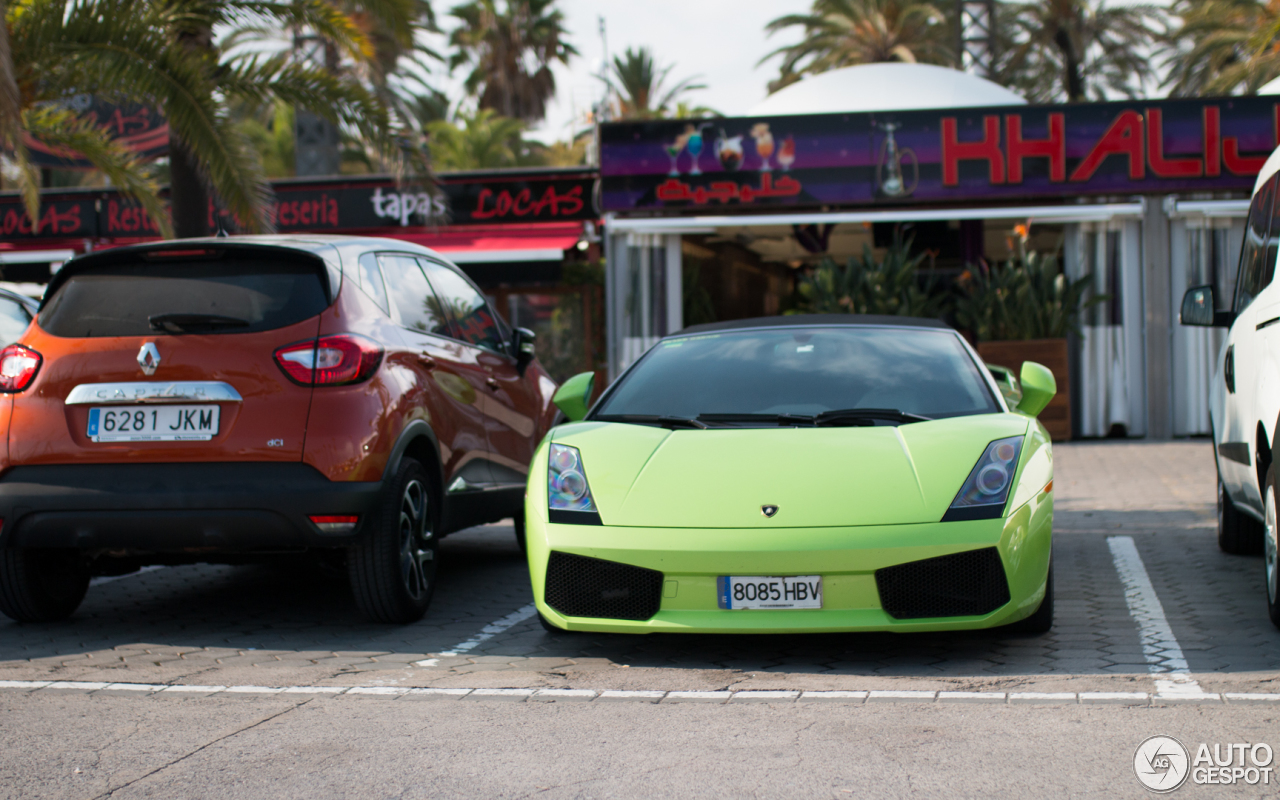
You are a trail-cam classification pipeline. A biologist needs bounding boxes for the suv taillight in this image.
[0,344,41,392]
[274,334,383,386]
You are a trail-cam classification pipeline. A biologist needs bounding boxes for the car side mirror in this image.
[1015,361,1056,418]
[553,371,595,422]
[512,327,536,375]
[985,363,1023,407]
[1180,285,1235,328]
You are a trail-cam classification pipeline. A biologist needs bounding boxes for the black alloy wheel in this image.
[0,548,90,623]
[1219,477,1264,555]
[1264,467,1280,630]
[1004,558,1054,634]
[349,458,439,624]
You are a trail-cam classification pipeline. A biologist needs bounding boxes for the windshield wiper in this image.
[697,413,816,426]
[593,414,708,430]
[813,408,931,426]
[694,410,931,427]
[149,313,250,334]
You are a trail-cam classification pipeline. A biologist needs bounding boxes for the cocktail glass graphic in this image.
[687,123,712,175]
[777,135,796,171]
[716,131,744,171]
[666,128,692,176]
[751,123,774,171]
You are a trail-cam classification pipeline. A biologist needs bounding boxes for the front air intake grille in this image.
[544,551,663,621]
[875,547,1010,620]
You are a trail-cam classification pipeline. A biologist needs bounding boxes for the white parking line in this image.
[89,565,166,587]
[414,603,538,667]
[1107,536,1209,698]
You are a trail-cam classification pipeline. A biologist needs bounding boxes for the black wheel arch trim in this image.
[382,420,443,493]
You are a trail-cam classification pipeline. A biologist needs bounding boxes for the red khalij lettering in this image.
[940,107,1280,187]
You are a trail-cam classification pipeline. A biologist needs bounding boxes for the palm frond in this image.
[23,105,172,236]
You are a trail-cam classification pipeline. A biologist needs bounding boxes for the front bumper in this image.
[0,463,382,552]
[527,491,1053,634]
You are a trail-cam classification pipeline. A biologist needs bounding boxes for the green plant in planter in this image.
[955,247,1104,340]
[788,232,946,317]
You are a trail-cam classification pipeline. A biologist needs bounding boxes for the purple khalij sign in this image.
[599,96,1279,212]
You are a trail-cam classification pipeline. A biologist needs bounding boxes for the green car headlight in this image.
[942,436,1023,522]
[548,444,602,525]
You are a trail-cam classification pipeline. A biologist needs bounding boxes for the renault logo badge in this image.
[137,342,161,375]
[761,505,779,518]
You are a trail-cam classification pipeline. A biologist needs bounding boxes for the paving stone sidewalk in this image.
[0,439,1275,694]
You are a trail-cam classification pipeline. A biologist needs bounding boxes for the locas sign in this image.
[598,96,1279,211]
[0,170,598,240]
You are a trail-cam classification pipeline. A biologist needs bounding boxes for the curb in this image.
[2,680,1276,705]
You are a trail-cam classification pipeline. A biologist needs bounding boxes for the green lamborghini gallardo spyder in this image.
[526,315,1056,635]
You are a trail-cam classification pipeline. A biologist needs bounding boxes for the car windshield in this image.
[592,326,1000,423]
[38,255,328,337]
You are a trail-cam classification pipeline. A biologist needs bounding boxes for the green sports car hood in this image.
[550,414,1033,528]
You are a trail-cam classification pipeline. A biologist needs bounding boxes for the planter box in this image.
[976,338,1071,441]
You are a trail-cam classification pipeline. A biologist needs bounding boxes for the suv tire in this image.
[1219,477,1264,555]
[1264,467,1280,630]
[1004,558,1054,634]
[0,549,90,622]
[349,458,439,624]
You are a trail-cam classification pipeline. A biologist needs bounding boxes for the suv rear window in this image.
[39,257,329,337]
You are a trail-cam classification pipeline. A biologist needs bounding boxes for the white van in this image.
[1180,146,1280,630]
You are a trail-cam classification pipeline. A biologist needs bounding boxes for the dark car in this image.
[0,285,38,347]
[0,236,557,624]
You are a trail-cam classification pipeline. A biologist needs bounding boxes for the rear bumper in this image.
[0,463,382,551]
[526,491,1054,634]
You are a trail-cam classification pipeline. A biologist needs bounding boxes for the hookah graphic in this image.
[876,121,918,198]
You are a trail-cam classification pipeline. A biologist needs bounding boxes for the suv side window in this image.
[418,259,506,353]
[1236,178,1277,313]
[379,254,450,336]
[356,253,390,315]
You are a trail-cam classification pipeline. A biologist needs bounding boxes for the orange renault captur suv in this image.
[0,236,558,623]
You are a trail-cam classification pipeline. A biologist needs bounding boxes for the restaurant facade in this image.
[596,65,1277,441]
[3,67,1278,439]
[0,167,605,386]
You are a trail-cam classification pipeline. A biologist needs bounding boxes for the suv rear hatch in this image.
[8,244,333,466]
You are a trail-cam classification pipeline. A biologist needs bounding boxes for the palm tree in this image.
[1162,0,1280,96]
[3,0,426,239]
[762,0,952,93]
[0,0,225,237]
[426,107,543,170]
[1000,0,1164,102]
[157,0,415,236]
[448,0,577,123]
[605,47,710,120]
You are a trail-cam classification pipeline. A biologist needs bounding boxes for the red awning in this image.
[383,222,583,263]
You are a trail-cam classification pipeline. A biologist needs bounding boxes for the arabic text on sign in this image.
[655,173,803,205]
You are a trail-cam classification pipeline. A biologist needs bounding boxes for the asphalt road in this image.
[1,440,1278,798]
